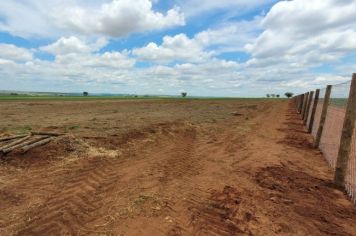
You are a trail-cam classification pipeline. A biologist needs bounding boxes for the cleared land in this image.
[0,99,355,235]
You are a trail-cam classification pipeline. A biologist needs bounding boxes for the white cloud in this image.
[0,44,33,62]
[0,0,185,38]
[1,0,356,96]
[177,0,276,18]
[245,0,356,65]
[195,16,262,54]
[133,34,213,63]
[40,36,108,55]
[133,16,262,64]
[53,0,185,37]
[54,51,135,69]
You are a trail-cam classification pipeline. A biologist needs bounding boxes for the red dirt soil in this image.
[0,100,355,235]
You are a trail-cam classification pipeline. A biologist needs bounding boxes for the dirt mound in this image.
[256,165,356,235]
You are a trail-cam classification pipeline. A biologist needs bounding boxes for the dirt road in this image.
[0,100,355,235]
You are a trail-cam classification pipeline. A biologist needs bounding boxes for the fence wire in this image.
[304,80,356,204]
[348,129,356,204]
[319,81,350,168]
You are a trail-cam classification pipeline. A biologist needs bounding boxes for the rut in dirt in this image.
[17,157,123,235]
[15,123,202,235]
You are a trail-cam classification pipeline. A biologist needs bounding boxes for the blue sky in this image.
[0,0,355,97]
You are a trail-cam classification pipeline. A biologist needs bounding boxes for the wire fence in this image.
[348,128,356,202]
[294,77,356,204]
[320,82,350,169]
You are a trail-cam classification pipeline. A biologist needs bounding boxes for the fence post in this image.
[299,94,305,113]
[297,95,302,111]
[300,93,306,115]
[334,74,356,187]
[302,92,310,120]
[304,91,314,124]
[308,89,320,133]
[314,85,332,148]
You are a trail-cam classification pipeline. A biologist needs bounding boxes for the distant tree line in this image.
[266,94,280,98]
[266,92,294,98]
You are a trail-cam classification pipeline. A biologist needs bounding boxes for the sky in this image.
[0,0,355,97]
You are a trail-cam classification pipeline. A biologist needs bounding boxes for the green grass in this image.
[330,98,348,107]
[0,95,162,101]
[6,125,33,134]
[0,95,276,101]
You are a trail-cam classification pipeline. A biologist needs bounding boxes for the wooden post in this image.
[304,91,314,124]
[299,94,305,113]
[308,89,320,133]
[302,92,310,120]
[334,74,356,187]
[314,85,332,148]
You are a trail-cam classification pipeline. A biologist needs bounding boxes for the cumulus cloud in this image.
[1,0,356,96]
[133,34,213,63]
[195,16,262,54]
[245,0,356,65]
[0,0,185,38]
[177,0,276,18]
[0,44,33,62]
[53,0,185,37]
[40,37,108,55]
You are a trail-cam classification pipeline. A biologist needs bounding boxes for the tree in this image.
[284,92,294,98]
[181,92,187,97]
[266,94,270,98]
[276,94,280,98]
[83,91,89,96]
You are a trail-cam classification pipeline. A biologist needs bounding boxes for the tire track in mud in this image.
[156,128,199,184]
[14,122,200,235]
[16,157,123,235]
[187,186,252,236]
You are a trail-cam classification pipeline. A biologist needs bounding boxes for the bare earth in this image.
[0,99,355,235]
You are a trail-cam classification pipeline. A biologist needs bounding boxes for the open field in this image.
[0,99,355,235]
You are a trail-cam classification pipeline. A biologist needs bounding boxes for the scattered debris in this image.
[21,137,55,153]
[0,131,62,156]
[0,135,28,142]
[31,131,64,137]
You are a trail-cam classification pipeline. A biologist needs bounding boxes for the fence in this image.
[293,73,356,204]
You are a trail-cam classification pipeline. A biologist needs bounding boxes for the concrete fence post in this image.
[302,92,310,120]
[334,73,356,187]
[297,95,302,110]
[308,89,320,133]
[314,85,332,148]
[299,94,305,113]
[304,91,314,124]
